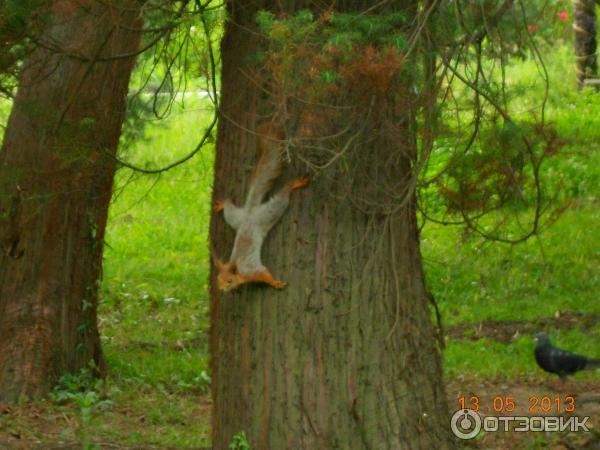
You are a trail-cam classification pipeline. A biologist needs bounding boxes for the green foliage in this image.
[50,368,115,448]
[411,1,585,245]
[422,45,600,222]
[256,9,409,102]
[50,369,102,401]
[257,10,408,50]
[256,10,316,46]
[0,0,49,95]
[124,2,224,130]
[0,96,11,126]
[229,431,251,450]
[429,0,571,58]
[330,12,408,47]
[0,0,46,34]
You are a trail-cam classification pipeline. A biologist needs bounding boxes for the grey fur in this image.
[224,186,292,275]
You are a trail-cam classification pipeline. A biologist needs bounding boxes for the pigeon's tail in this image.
[586,358,600,370]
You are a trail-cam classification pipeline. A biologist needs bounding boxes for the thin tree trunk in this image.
[210,1,453,448]
[0,0,141,402]
[574,0,597,85]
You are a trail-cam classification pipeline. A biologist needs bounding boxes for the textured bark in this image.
[0,0,141,402]
[210,1,453,449]
[574,0,597,84]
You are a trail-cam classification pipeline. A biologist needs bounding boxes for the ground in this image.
[1,378,598,449]
[448,379,600,450]
[0,313,598,449]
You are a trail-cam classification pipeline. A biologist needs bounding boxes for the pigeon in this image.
[534,332,600,381]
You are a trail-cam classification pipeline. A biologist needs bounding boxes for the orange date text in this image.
[458,395,576,414]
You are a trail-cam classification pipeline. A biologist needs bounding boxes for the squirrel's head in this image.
[215,260,242,292]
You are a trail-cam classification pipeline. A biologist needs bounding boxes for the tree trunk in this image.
[573,0,597,85]
[0,1,141,402]
[210,2,453,449]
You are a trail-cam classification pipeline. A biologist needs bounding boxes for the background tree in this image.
[573,0,597,85]
[0,0,142,402]
[0,0,220,403]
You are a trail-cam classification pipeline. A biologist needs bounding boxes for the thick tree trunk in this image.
[0,1,141,402]
[210,2,453,449]
[573,0,597,85]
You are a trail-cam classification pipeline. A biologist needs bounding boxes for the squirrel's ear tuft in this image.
[229,262,237,273]
[215,258,225,270]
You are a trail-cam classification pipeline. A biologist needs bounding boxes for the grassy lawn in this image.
[424,205,600,380]
[0,46,598,449]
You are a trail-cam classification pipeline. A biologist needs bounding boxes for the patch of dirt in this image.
[447,311,600,343]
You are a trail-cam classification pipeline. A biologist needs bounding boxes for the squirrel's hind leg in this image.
[288,176,309,191]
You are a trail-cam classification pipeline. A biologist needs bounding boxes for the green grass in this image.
[426,204,600,380]
[95,96,215,446]
[444,328,600,380]
[422,43,600,381]
[422,205,600,326]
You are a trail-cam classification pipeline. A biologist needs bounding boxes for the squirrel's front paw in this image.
[213,200,225,212]
[271,279,287,289]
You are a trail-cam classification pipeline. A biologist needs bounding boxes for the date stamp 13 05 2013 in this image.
[450,395,591,440]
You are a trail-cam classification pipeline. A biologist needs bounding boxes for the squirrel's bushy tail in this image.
[245,124,284,207]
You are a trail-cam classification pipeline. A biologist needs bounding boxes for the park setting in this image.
[0,0,598,449]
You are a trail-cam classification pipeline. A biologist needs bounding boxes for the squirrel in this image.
[213,124,309,291]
